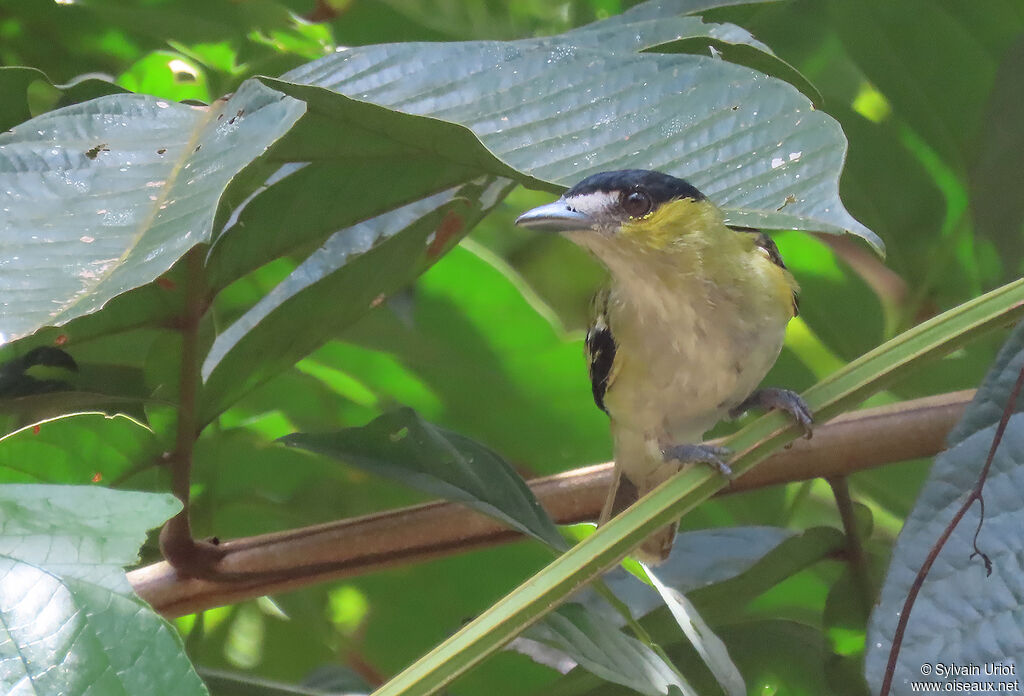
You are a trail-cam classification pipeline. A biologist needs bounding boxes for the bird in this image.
[515,169,812,563]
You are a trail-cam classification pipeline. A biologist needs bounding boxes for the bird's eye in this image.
[622,190,653,217]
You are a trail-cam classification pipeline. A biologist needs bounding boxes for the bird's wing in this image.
[731,226,800,317]
[585,288,617,414]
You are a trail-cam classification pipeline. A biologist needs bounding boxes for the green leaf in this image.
[670,620,832,696]
[543,621,836,696]
[827,104,946,311]
[0,338,155,438]
[521,604,695,696]
[969,37,1024,280]
[865,322,1024,691]
[0,412,157,485]
[117,50,210,103]
[204,76,555,291]
[684,526,845,621]
[647,570,744,696]
[280,407,567,551]
[539,527,843,696]
[335,241,609,473]
[0,280,178,367]
[369,277,1024,696]
[947,322,1024,446]
[829,0,1024,169]
[577,527,795,622]
[0,66,126,132]
[0,78,304,342]
[283,4,881,250]
[0,484,205,695]
[200,178,513,420]
[0,66,47,132]
[568,9,774,57]
[564,1,822,103]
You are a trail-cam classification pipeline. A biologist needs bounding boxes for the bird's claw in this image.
[730,387,813,439]
[663,443,734,478]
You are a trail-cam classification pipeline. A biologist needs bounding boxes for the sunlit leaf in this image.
[0,412,156,485]
[284,6,881,250]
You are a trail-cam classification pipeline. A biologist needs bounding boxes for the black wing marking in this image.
[585,291,616,414]
[732,227,800,317]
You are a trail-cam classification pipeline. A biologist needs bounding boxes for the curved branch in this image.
[130,390,972,618]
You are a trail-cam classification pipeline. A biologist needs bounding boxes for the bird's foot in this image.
[730,387,813,438]
[662,443,734,477]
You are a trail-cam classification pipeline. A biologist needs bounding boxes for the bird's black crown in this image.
[565,169,706,205]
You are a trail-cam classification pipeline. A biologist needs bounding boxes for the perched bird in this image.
[516,170,811,563]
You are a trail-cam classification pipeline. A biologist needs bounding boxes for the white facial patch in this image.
[563,190,621,229]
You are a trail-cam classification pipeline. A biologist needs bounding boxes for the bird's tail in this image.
[598,459,679,565]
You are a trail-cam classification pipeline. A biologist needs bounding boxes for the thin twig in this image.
[880,366,1024,696]
[827,476,873,620]
[129,391,971,618]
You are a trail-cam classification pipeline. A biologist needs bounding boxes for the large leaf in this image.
[947,321,1024,446]
[563,0,821,103]
[280,407,566,551]
[283,4,881,250]
[204,78,553,292]
[200,178,514,420]
[0,484,205,695]
[0,78,305,342]
[564,1,774,60]
[865,324,1024,693]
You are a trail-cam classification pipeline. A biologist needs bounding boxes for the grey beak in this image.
[514,200,594,231]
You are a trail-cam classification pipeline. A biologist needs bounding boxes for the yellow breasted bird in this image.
[516,170,812,563]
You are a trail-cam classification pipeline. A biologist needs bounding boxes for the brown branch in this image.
[130,390,973,618]
[880,370,1024,696]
